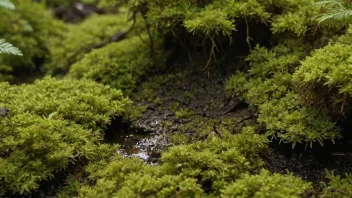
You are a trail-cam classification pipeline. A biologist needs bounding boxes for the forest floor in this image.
[105,58,352,189]
[49,2,352,192]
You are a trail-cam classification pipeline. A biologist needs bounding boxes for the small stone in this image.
[0,108,9,117]
[150,119,159,128]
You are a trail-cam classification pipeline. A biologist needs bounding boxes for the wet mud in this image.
[107,61,254,161]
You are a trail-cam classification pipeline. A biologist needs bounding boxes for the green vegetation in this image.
[175,108,196,119]
[0,38,22,56]
[293,26,352,118]
[322,171,352,198]
[0,77,131,195]
[226,41,341,147]
[221,169,311,198]
[46,13,133,75]
[0,0,65,82]
[69,34,164,94]
[1,0,352,197]
[58,128,277,197]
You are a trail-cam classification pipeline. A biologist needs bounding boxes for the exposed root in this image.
[340,93,347,114]
[245,17,252,50]
[203,35,218,75]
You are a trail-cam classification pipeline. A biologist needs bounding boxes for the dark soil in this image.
[108,59,253,160]
[264,138,352,188]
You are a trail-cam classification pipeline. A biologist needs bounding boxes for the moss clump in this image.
[322,171,352,198]
[226,40,341,147]
[221,169,311,198]
[0,77,131,195]
[45,13,133,75]
[175,108,196,119]
[69,34,163,94]
[293,27,352,118]
[0,0,66,82]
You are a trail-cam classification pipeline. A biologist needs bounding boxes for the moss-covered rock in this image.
[0,77,131,195]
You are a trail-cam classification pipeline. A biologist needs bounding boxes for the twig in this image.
[203,35,218,73]
[245,17,252,50]
[234,114,254,128]
[340,93,347,114]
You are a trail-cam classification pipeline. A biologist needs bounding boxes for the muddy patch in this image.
[105,62,255,161]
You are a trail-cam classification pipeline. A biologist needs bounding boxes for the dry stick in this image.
[233,114,254,128]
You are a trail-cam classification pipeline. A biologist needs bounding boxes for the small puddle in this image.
[104,118,156,161]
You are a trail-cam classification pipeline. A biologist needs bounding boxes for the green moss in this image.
[175,108,196,119]
[132,73,185,102]
[169,101,181,113]
[46,13,133,75]
[221,169,311,198]
[0,0,66,82]
[169,133,190,145]
[176,116,217,140]
[69,34,165,94]
[57,127,268,197]
[293,30,352,117]
[226,40,341,146]
[322,171,352,198]
[258,92,340,147]
[0,77,131,195]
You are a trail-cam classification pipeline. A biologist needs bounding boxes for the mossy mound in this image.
[0,0,66,82]
[45,13,133,75]
[69,34,163,94]
[226,40,341,147]
[0,77,131,195]
[322,171,352,198]
[293,26,352,118]
[221,169,310,198]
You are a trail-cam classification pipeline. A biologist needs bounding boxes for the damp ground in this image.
[106,59,352,188]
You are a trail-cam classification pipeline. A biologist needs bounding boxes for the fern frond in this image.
[0,0,15,10]
[318,10,352,23]
[316,0,344,9]
[0,39,22,56]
